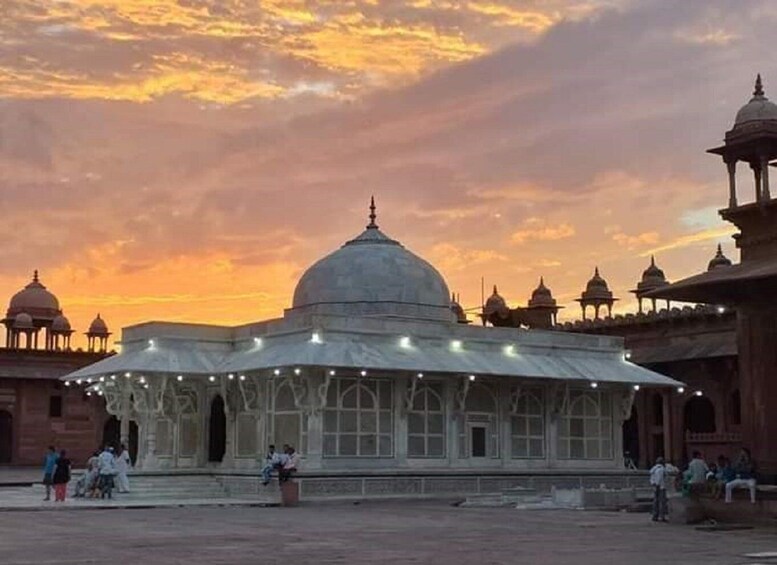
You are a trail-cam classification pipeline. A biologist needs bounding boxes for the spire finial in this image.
[650,255,656,267]
[594,266,600,277]
[33,269,39,283]
[540,276,545,286]
[493,284,499,295]
[367,196,378,228]
[754,74,764,97]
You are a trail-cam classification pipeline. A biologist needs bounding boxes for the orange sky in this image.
[0,0,773,348]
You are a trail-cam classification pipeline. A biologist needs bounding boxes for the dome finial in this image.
[755,74,764,97]
[367,196,378,229]
[32,269,39,283]
[650,255,656,267]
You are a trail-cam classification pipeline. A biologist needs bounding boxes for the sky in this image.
[0,0,774,348]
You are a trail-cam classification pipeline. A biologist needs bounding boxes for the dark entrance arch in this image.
[102,416,139,463]
[622,405,639,468]
[208,395,226,463]
[0,410,12,464]
[684,396,716,433]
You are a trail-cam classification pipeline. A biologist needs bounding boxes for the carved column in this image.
[752,162,763,202]
[761,154,771,200]
[726,159,738,208]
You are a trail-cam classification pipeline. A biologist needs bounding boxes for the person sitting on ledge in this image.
[725,448,757,504]
[260,444,284,486]
[279,445,300,483]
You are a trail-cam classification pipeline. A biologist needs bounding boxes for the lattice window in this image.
[408,382,446,458]
[266,378,307,454]
[323,378,393,457]
[510,388,545,458]
[557,390,612,460]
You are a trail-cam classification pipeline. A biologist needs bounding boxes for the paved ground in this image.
[0,501,775,565]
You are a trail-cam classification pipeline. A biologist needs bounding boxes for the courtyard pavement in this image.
[0,501,775,565]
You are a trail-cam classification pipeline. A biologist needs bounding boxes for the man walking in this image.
[42,446,58,501]
[650,456,668,522]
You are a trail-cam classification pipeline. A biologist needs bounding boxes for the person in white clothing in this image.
[115,443,132,493]
[725,448,757,504]
[649,457,668,522]
[98,446,116,499]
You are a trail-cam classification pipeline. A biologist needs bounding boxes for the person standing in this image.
[52,450,71,502]
[115,444,132,493]
[686,451,709,494]
[97,445,116,499]
[650,457,668,522]
[42,446,58,501]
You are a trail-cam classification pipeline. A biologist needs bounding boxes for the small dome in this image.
[51,314,71,332]
[87,313,109,335]
[450,292,468,323]
[734,74,777,128]
[7,271,60,320]
[634,256,668,295]
[483,285,507,316]
[528,277,557,308]
[580,267,615,302]
[14,312,34,330]
[708,244,732,271]
[290,199,454,322]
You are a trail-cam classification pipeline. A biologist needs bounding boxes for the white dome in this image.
[291,204,454,322]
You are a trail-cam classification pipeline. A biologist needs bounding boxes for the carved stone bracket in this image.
[455,377,472,414]
[619,388,636,422]
[288,373,309,411]
[312,372,332,415]
[509,385,524,415]
[550,382,569,420]
[237,375,261,413]
[403,375,419,413]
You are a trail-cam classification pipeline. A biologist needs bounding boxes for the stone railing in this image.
[685,431,741,443]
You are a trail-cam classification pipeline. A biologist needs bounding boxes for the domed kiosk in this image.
[63,200,679,490]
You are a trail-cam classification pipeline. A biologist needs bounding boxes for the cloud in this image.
[0,0,772,342]
[641,226,737,256]
[511,218,576,245]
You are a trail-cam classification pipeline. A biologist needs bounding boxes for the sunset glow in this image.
[1,0,771,347]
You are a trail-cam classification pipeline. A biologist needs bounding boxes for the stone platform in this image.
[0,469,650,510]
[669,486,777,524]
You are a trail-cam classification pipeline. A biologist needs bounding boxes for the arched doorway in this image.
[208,395,226,463]
[102,416,139,463]
[684,396,716,433]
[0,410,12,464]
[622,405,639,468]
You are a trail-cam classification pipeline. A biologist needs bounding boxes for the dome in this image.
[528,277,556,308]
[450,292,468,323]
[7,271,60,320]
[734,75,777,128]
[87,313,109,335]
[708,244,732,271]
[51,314,71,333]
[580,267,615,301]
[291,199,454,322]
[634,256,668,295]
[14,312,34,330]
[483,285,507,316]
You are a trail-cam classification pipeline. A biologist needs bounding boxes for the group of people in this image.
[649,447,758,521]
[260,444,300,486]
[684,448,757,503]
[43,444,132,502]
